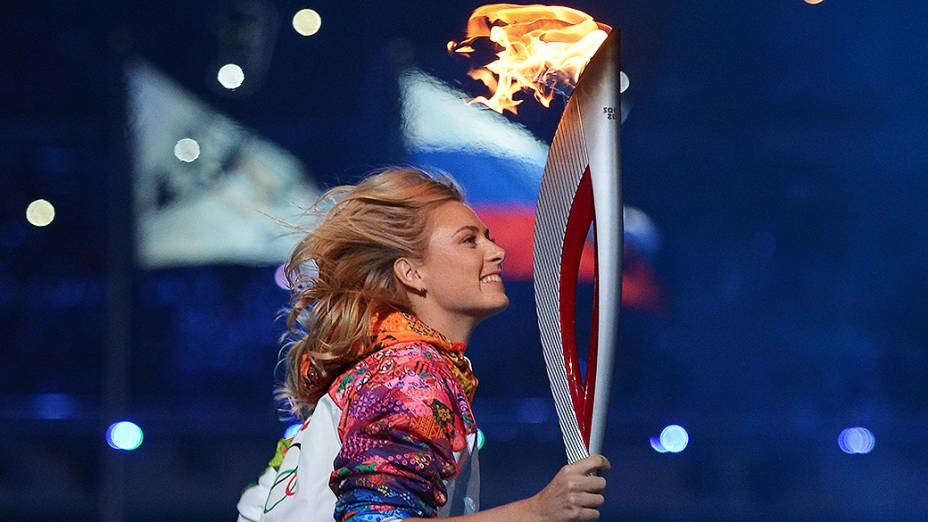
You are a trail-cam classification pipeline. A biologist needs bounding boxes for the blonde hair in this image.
[279,167,464,419]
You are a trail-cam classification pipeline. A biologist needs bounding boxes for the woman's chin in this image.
[484,295,510,317]
[460,294,510,321]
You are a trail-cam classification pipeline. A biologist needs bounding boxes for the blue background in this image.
[2,1,926,520]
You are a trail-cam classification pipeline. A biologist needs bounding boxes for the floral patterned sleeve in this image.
[328,343,469,521]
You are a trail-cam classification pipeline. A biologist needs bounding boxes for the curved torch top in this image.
[533,29,623,462]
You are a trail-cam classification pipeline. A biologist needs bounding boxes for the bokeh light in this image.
[659,424,689,453]
[26,199,55,227]
[476,428,485,450]
[106,421,144,451]
[649,435,668,453]
[284,422,303,439]
[174,138,200,162]
[804,0,824,4]
[275,264,290,290]
[292,8,322,36]
[838,427,875,454]
[217,63,245,89]
[620,71,630,93]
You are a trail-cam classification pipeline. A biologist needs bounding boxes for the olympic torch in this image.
[533,29,621,462]
[450,5,621,462]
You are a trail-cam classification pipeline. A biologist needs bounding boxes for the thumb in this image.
[570,454,611,476]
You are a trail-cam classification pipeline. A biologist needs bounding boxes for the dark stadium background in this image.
[2,1,927,520]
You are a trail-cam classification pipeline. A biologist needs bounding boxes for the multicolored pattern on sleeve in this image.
[327,341,477,521]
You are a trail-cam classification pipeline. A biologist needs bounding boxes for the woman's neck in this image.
[410,308,477,345]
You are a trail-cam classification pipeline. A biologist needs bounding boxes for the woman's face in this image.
[416,201,508,321]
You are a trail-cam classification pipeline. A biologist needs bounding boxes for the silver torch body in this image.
[533,29,623,462]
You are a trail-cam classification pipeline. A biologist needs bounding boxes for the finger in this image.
[571,454,611,475]
[579,507,601,521]
[577,475,607,494]
[566,455,602,475]
[573,492,605,508]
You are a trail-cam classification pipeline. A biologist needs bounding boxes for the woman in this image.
[237,167,610,522]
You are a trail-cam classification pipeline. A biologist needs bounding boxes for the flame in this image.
[449,4,611,114]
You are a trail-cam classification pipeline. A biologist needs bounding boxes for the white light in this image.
[659,425,689,453]
[26,199,55,227]
[106,421,144,451]
[620,71,630,93]
[217,63,245,89]
[292,8,322,36]
[839,427,875,455]
[173,138,201,162]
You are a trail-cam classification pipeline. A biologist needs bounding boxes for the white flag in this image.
[127,61,320,268]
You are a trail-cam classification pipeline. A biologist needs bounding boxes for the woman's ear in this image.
[393,257,425,293]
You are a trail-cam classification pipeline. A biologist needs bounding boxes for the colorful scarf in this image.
[301,310,478,405]
[369,311,478,402]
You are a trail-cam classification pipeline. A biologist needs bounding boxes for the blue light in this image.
[649,435,668,453]
[659,425,689,453]
[476,428,486,450]
[838,427,875,455]
[106,421,144,451]
[283,422,303,439]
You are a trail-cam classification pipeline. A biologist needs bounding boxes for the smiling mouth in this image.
[480,274,503,284]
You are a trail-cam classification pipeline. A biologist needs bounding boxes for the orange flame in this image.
[448,4,611,114]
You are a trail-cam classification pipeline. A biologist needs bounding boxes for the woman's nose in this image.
[487,242,506,264]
